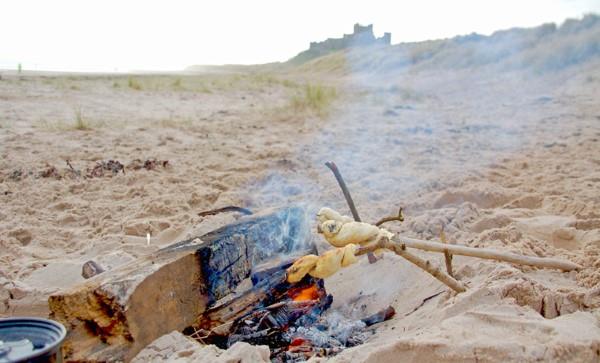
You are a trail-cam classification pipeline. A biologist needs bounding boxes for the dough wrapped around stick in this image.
[320,220,381,247]
[317,207,354,225]
[286,244,358,282]
[287,255,319,283]
[306,207,580,293]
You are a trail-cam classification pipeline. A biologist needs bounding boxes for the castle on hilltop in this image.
[309,24,391,53]
[291,24,391,63]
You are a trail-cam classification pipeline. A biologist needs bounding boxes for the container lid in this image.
[0,317,66,363]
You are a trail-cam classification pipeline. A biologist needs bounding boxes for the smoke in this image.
[241,15,600,220]
[225,15,600,333]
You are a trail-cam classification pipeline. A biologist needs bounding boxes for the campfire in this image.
[47,162,581,362]
[183,257,394,362]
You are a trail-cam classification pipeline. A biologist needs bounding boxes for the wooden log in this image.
[49,206,313,362]
[171,206,315,304]
[196,269,289,332]
[396,236,582,271]
[195,262,326,333]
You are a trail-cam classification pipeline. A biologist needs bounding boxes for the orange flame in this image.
[291,285,319,302]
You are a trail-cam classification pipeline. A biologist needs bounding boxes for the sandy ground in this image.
[1,57,600,362]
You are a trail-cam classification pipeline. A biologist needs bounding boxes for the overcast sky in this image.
[1,0,599,72]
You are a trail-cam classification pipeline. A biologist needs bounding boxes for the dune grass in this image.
[73,107,91,130]
[35,107,99,131]
[289,83,338,116]
[107,72,301,94]
[128,76,142,90]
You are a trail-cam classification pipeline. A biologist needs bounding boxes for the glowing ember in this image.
[290,285,319,302]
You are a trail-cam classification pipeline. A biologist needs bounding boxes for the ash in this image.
[285,311,372,349]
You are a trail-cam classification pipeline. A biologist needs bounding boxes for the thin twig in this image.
[374,207,404,226]
[324,161,361,222]
[65,159,81,177]
[188,320,234,341]
[198,206,253,217]
[440,224,453,277]
[404,291,444,316]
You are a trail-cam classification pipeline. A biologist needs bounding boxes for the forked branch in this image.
[356,237,466,293]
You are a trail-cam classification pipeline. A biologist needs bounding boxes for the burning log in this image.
[189,260,331,339]
[184,253,392,362]
[49,207,313,362]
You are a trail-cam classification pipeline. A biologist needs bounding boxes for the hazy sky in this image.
[1,0,599,72]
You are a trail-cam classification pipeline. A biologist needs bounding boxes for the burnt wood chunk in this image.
[192,206,314,305]
[49,206,313,362]
[81,260,105,279]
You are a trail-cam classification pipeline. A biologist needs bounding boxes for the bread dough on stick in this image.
[317,207,354,225]
[320,220,380,247]
[287,255,319,283]
[286,244,358,282]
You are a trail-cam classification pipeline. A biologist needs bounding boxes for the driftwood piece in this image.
[49,206,313,362]
[356,237,467,293]
[396,236,582,271]
[190,206,314,304]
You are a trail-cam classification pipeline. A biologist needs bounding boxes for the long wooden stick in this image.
[396,236,581,271]
[356,238,467,293]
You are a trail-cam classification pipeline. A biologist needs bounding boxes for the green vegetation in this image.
[290,83,338,116]
[111,73,300,94]
[172,77,183,90]
[73,107,91,130]
[35,107,100,131]
[128,76,142,90]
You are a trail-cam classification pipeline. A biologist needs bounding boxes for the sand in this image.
[1,54,600,362]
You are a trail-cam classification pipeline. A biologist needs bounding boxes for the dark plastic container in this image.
[0,317,66,363]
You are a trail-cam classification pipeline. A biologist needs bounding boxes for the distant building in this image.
[309,23,390,53]
[291,23,391,63]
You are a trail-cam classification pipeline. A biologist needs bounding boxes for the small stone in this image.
[82,260,105,279]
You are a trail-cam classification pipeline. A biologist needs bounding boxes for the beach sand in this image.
[1,57,600,361]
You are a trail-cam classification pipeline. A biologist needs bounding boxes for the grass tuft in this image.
[73,107,92,130]
[36,107,98,131]
[290,83,337,116]
[128,76,142,90]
